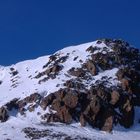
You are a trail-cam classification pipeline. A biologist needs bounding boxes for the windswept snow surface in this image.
[1,117,140,140]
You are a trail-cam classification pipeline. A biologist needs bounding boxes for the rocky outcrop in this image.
[18,93,42,115]
[37,40,140,132]
[85,60,97,75]
[68,67,85,77]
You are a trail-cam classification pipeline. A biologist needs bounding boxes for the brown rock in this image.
[64,80,84,90]
[40,93,55,110]
[110,90,120,105]
[121,78,129,90]
[86,46,99,53]
[26,93,42,103]
[54,89,66,100]
[63,92,78,108]
[58,105,72,124]
[68,68,85,77]
[83,95,101,125]
[119,96,134,128]
[51,99,63,112]
[80,114,86,126]
[51,65,62,73]
[100,108,114,132]
[86,60,97,75]
[116,69,124,80]
[0,106,9,122]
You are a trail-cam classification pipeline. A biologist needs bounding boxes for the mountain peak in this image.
[0,39,140,139]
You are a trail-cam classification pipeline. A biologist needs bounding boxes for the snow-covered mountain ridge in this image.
[0,39,140,140]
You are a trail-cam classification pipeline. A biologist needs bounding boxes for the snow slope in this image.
[0,40,115,106]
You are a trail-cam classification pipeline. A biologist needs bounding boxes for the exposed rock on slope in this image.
[0,39,140,135]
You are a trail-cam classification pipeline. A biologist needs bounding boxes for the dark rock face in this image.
[119,95,134,128]
[100,108,114,132]
[0,106,9,122]
[5,98,19,111]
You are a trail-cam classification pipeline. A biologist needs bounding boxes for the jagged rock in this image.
[54,89,67,100]
[40,93,55,110]
[116,69,125,80]
[119,96,134,128]
[73,56,78,61]
[91,53,111,70]
[85,60,97,75]
[51,99,64,112]
[57,105,72,124]
[86,46,100,53]
[68,67,85,77]
[0,106,9,122]
[25,93,42,103]
[35,64,63,80]
[18,93,42,115]
[51,99,72,124]
[95,85,111,102]
[121,78,131,92]
[56,56,68,63]
[64,79,84,90]
[41,113,60,122]
[100,108,114,132]
[83,95,101,126]
[5,98,19,110]
[96,40,102,44]
[51,65,62,73]
[110,90,120,105]
[49,55,57,62]
[63,92,78,108]
[28,104,36,112]
[11,70,18,76]
[80,114,86,126]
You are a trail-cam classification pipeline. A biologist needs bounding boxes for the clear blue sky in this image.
[0,0,140,65]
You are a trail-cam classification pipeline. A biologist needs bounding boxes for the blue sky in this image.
[0,0,140,65]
